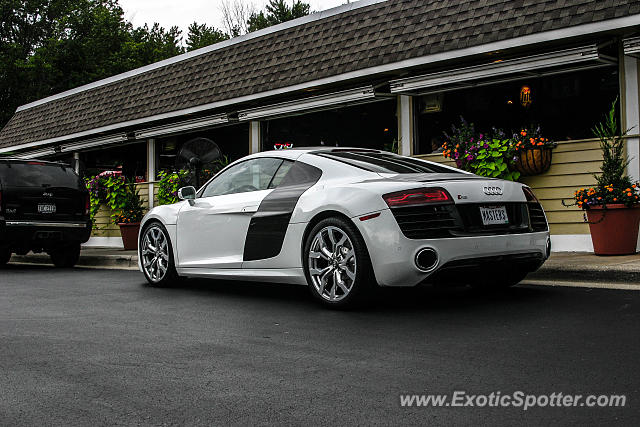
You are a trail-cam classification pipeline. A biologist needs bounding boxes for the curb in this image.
[9,253,139,270]
[529,265,640,284]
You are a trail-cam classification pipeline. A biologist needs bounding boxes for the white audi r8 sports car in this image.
[139,148,550,307]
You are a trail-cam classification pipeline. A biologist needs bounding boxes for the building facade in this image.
[1,0,639,251]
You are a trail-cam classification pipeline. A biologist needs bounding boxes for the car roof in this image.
[247,147,383,160]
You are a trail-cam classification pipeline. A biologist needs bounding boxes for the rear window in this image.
[0,162,81,188]
[316,151,462,174]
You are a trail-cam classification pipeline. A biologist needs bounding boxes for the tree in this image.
[247,0,311,33]
[186,23,229,51]
[220,0,255,37]
[0,0,185,128]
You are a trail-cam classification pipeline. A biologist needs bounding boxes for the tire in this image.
[0,247,11,267]
[49,242,81,268]
[303,217,375,308]
[140,221,178,287]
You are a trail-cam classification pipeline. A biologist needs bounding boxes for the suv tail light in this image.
[383,187,452,207]
[84,194,90,215]
[522,187,539,202]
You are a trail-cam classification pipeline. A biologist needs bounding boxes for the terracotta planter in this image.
[586,204,640,255]
[118,222,141,251]
[515,147,553,176]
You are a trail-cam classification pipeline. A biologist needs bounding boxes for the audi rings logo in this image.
[483,186,503,196]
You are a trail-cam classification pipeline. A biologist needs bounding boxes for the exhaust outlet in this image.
[415,248,438,272]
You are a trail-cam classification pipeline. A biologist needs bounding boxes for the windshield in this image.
[0,162,81,188]
[316,151,462,174]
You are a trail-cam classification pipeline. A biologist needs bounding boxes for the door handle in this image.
[242,205,260,213]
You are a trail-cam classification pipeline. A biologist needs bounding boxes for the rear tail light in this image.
[84,194,90,215]
[383,187,452,207]
[522,187,539,202]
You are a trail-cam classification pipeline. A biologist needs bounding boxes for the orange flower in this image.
[613,198,617,201]
[628,193,633,197]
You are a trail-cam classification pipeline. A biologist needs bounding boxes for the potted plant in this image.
[572,100,640,255]
[513,126,556,176]
[442,118,520,181]
[114,184,145,250]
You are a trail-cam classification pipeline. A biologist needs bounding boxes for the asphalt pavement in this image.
[0,265,639,426]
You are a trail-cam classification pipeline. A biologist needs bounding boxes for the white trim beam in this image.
[390,45,603,93]
[249,122,261,154]
[238,86,377,121]
[623,37,640,58]
[397,95,414,156]
[134,114,229,140]
[147,139,156,209]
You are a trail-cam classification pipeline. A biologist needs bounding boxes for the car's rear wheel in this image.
[49,243,81,268]
[0,247,11,267]
[303,217,374,308]
[140,222,177,287]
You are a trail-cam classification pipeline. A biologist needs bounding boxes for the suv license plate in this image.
[38,203,56,214]
[480,205,508,225]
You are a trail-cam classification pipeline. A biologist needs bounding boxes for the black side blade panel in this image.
[243,161,322,262]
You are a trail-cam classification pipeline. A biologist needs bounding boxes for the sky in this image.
[119,0,350,35]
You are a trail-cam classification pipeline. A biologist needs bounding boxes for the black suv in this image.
[0,159,91,267]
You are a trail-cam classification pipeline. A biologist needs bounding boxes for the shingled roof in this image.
[1,0,639,151]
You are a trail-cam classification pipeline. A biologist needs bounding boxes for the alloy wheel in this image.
[141,225,170,283]
[308,226,357,302]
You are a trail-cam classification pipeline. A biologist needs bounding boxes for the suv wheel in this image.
[0,247,11,267]
[49,243,81,268]
[303,217,375,308]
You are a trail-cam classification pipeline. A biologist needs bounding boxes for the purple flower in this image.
[483,143,489,149]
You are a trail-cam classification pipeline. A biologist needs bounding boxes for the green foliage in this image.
[0,0,186,128]
[247,0,311,32]
[573,99,640,208]
[157,170,189,205]
[86,173,145,227]
[113,185,145,224]
[593,98,632,191]
[186,23,229,51]
[442,117,520,181]
[471,138,520,181]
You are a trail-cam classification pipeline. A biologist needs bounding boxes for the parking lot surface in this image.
[1,265,638,425]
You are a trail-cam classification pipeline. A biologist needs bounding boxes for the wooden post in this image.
[249,121,261,154]
[147,139,156,209]
[397,95,415,156]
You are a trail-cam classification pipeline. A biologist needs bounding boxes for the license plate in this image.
[479,205,509,225]
[38,203,56,214]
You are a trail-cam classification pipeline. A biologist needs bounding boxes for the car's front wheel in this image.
[303,217,374,308]
[49,242,81,268]
[140,222,178,287]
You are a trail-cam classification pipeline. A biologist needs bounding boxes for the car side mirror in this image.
[178,186,196,201]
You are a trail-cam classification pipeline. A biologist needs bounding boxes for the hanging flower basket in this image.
[515,146,553,176]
